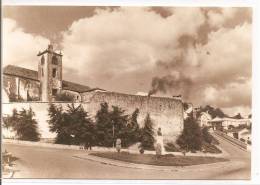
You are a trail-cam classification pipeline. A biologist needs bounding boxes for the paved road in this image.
[2,135,250,179]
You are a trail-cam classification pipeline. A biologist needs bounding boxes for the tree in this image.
[202,127,213,144]
[48,104,70,144]
[4,108,40,141]
[66,104,95,145]
[48,103,95,145]
[94,103,140,147]
[140,113,155,150]
[197,105,226,119]
[110,106,129,146]
[232,113,243,119]
[95,102,113,146]
[177,116,202,151]
[3,109,19,129]
[126,108,141,145]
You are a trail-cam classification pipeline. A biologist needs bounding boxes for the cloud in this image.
[60,7,251,115]
[61,7,205,88]
[197,22,252,87]
[207,7,252,29]
[3,18,50,70]
[2,7,251,116]
[202,80,251,108]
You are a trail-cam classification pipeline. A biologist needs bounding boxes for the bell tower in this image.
[37,44,62,102]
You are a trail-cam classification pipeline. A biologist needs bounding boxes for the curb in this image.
[73,153,236,172]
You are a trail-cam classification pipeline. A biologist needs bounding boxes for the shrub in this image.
[211,136,220,145]
[139,148,144,154]
[202,141,222,153]
[177,116,202,151]
[165,142,180,152]
[202,127,213,144]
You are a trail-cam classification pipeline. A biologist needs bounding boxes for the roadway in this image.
[2,134,250,179]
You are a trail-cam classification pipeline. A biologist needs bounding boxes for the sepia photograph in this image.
[1,1,254,182]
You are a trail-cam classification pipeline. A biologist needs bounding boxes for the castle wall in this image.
[81,91,184,143]
[2,91,184,143]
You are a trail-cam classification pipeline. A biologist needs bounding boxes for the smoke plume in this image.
[148,74,193,98]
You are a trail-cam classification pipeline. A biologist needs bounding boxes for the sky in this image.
[2,6,252,117]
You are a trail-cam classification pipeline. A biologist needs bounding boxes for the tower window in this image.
[41,68,44,76]
[52,89,58,96]
[41,56,45,65]
[52,56,58,65]
[52,68,57,78]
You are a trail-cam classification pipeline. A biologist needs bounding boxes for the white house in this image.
[198,111,212,127]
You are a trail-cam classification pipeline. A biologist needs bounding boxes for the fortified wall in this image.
[82,91,184,142]
[2,91,184,144]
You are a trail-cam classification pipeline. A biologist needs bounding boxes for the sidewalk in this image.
[73,153,241,172]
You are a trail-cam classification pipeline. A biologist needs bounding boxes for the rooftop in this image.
[62,80,91,93]
[4,65,38,81]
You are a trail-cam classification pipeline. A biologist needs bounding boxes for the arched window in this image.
[52,56,58,65]
[41,56,45,65]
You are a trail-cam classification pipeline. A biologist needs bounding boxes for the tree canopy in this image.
[140,113,155,150]
[3,107,40,141]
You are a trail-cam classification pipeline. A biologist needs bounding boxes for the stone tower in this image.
[37,44,62,102]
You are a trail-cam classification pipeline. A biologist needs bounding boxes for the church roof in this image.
[62,80,91,93]
[4,65,39,81]
[3,65,92,93]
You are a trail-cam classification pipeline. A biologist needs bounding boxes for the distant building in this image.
[208,117,251,130]
[197,111,212,127]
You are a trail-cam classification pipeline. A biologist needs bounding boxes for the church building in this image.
[3,44,105,102]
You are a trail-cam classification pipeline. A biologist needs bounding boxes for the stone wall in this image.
[2,92,184,143]
[81,91,184,143]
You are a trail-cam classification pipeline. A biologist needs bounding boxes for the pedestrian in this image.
[84,142,89,150]
[116,138,121,153]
